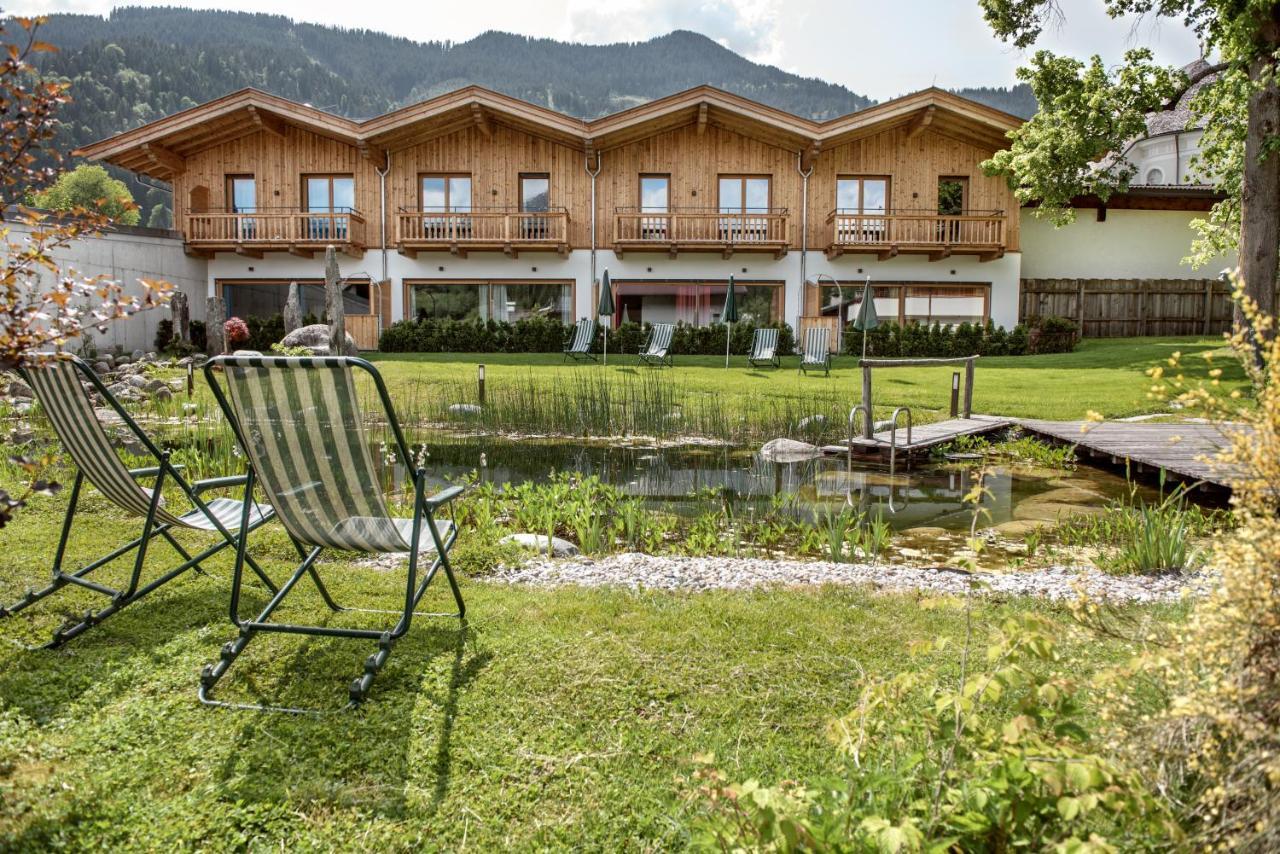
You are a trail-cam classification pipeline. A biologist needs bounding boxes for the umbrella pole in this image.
[725,321,731,368]
[603,322,608,366]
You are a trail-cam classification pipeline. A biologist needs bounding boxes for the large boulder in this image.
[759,437,821,463]
[279,323,358,357]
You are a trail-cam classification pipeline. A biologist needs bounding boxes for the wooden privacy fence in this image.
[1020,278,1233,338]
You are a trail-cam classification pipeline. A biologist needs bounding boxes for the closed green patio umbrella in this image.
[722,275,739,367]
[598,269,614,365]
[851,276,879,361]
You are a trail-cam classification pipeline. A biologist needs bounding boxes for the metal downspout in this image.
[796,151,814,328]
[375,150,392,334]
[585,150,602,319]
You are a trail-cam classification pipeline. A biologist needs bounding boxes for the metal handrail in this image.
[615,205,789,214]
[846,404,871,503]
[888,407,913,476]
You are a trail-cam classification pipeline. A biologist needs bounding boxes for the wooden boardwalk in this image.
[822,415,1013,457]
[1017,419,1244,489]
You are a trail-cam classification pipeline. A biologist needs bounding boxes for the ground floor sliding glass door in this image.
[406,280,574,324]
[216,279,379,349]
[815,282,990,327]
[607,280,784,328]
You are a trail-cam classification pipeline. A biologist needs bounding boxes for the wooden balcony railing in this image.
[184,209,367,256]
[825,209,1006,260]
[395,208,569,257]
[614,207,789,257]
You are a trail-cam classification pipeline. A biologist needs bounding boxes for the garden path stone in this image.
[760,438,820,462]
[500,533,580,557]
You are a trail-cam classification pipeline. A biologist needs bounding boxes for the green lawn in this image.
[0,492,1172,850]
[364,336,1243,427]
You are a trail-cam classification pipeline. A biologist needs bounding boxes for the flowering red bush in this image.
[224,316,250,346]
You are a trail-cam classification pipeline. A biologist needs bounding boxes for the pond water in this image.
[408,437,1154,535]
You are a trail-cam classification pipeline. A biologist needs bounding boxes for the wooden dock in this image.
[1017,419,1244,489]
[822,414,1013,457]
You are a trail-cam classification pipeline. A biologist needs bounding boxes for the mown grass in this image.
[0,489,1180,850]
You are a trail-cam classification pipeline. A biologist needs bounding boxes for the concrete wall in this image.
[1020,208,1237,280]
[4,216,207,355]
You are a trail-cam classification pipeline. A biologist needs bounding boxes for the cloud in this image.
[567,0,782,62]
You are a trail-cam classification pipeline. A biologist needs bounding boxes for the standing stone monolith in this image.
[170,290,190,343]
[206,295,226,356]
[324,245,346,356]
[283,281,302,334]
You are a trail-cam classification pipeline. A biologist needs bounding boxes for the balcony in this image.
[395,208,569,258]
[183,209,367,258]
[613,207,789,259]
[825,209,1006,262]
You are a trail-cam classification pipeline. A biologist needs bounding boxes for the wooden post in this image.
[1203,278,1214,335]
[1076,279,1086,336]
[963,357,975,419]
[861,362,873,438]
[950,371,960,417]
[1139,287,1149,337]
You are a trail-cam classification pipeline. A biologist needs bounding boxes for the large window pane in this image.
[863,179,887,213]
[744,178,770,212]
[490,283,572,323]
[331,177,354,212]
[448,176,472,211]
[410,282,572,324]
[421,176,446,209]
[229,177,255,213]
[904,286,986,326]
[412,284,482,321]
[718,177,742,213]
[836,178,859,211]
[520,175,549,212]
[306,177,330,213]
[222,282,368,320]
[640,176,669,212]
[614,282,779,327]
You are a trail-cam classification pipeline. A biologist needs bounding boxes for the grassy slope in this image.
[366,336,1243,423]
[0,494,1170,849]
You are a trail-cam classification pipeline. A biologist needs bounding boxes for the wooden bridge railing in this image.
[857,356,978,438]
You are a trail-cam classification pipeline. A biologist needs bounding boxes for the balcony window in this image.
[835,176,889,242]
[520,174,550,240]
[227,175,256,239]
[410,281,572,324]
[421,174,472,239]
[718,176,771,242]
[639,174,670,239]
[305,174,355,240]
[610,281,782,328]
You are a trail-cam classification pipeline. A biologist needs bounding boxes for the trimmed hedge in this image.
[379,316,796,357]
[850,317,1077,358]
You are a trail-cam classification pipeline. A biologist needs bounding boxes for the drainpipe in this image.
[375,150,392,332]
[796,150,814,329]
[585,149,602,320]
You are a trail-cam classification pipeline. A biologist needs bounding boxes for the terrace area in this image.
[824,208,1007,261]
[613,207,790,258]
[395,208,570,258]
[184,208,368,258]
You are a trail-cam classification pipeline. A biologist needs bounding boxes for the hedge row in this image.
[378,317,797,356]
[849,317,1078,358]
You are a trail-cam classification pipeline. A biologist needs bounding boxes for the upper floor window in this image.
[640,174,670,212]
[305,174,355,213]
[837,176,888,214]
[937,177,968,215]
[719,175,770,213]
[227,175,256,213]
[421,174,472,211]
[520,174,550,212]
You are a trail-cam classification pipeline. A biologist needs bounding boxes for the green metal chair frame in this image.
[562,318,597,362]
[201,355,465,712]
[799,327,832,377]
[748,327,780,369]
[0,356,278,648]
[637,322,674,368]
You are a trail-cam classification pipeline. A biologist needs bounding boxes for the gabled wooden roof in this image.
[76,84,1023,179]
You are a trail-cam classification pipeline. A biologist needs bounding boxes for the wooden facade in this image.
[79,85,1025,263]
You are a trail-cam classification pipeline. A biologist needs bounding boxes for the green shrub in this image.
[850,316,1077,358]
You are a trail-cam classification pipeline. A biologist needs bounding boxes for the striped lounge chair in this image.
[201,355,466,711]
[799,327,832,377]
[562,318,597,362]
[637,322,674,368]
[747,327,780,369]
[1,356,277,648]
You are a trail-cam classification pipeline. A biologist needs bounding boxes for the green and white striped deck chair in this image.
[637,322,674,368]
[799,327,831,377]
[202,355,465,711]
[1,356,277,648]
[562,318,597,362]
[748,327,780,369]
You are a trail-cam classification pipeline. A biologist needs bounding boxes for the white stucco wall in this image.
[207,247,1025,334]
[1019,208,1237,280]
[5,217,207,355]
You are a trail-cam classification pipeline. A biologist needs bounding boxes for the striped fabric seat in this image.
[220,357,437,554]
[24,359,269,532]
[563,318,597,361]
[748,328,779,368]
[638,322,674,367]
[800,327,831,376]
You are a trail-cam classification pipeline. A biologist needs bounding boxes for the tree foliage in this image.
[32,163,139,225]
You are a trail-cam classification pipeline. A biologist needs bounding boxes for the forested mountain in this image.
[25,7,1035,226]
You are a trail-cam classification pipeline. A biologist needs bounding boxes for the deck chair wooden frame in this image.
[201,355,466,713]
[562,318,597,362]
[637,322,674,368]
[799,327,832,377]
[0,356,278,648]
[748,327,780,369]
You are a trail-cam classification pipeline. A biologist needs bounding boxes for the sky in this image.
[8,0,1204,101]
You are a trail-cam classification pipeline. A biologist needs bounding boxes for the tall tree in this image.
[33,163,141,225]
[979,0,1279,327]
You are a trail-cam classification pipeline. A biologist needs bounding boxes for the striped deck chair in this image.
[637,322,674,368]
[201,355,466,711]
[1,356,277,648]
[799,327,832,376]
[748,327,780,369]
[562,318,597,362]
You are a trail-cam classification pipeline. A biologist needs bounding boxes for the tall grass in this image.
[1057,485,1225,574]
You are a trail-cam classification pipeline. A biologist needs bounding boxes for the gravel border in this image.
[486,553,1205,603]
